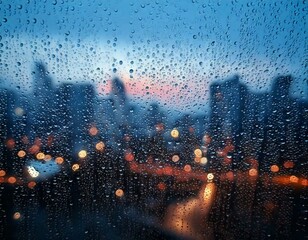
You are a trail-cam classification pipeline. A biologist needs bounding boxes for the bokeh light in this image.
[184,164,191,172]
[172,155,180,162]
[270,165,279,173]
[27,166,39,178]
[17,150,26,158]
[78,150,87,159]
[207,173,214,181]
[194,148,202,158]
[170,129,179,138]
[283,161,294,169]
[13,212,21,220]
[89,126,99,136]
[95,141,105,151]
[55,157,64,164]
[200,157,208,165]
[44,154,52,161]
[0,170,6,177]
[115,189,124,198]
[8,177,17,184]
[72,164,80,172]
[28,181,37,189]
[249,168,258,177]
[36,152,45,160]
[289,175,299,183]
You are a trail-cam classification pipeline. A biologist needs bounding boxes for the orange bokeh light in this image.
[301,179,308,187]
[157,182,166,191]
[95,141,105,151]
[0,170,6,177]
[283,160,294,169]
[289,175,299,183]
[8,176,17,184]
[184,164,191,172]
[55,157,64,164]
[115,189,124,197]
[28,181,36,189]
[249,168,258,177]
[270,165,279,173]
[125,151,134,162]
[17,150,26,158]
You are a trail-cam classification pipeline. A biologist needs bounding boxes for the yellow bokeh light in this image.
[203,183,215,201]
[36,152,45,160]
[115,189,124,197]
[78,150,87,159]
[95,141,105,151]
[17,150,26,158]
[13,212,21,220]
[55,157,64,164]
[172,155,180,162]
[200,157,208,165]
[194,148,202,158]
[72,164,80,171]
[0,170,6,177]
[207,173,214,180]
[171,129,179,138]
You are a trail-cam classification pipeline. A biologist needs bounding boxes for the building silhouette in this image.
[30,62,56,142]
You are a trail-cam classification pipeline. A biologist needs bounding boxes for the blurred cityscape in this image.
[0,62,307,240]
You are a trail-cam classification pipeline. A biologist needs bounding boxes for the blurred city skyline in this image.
[1,0,307,111]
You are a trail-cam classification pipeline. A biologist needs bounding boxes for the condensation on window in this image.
[0,1,307,239]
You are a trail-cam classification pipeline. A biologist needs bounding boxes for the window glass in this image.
[0,0,307,239]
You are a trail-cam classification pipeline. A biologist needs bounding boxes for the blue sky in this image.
[0,0,306,111]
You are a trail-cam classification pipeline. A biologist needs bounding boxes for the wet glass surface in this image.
[0,1,307,239]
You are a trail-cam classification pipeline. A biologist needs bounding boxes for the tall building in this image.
[30,62,56,141]
[55,83,95,155]
[208,75,249,168]
[261,75,307,169]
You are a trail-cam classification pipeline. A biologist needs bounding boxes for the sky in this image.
[0,0,306,112]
